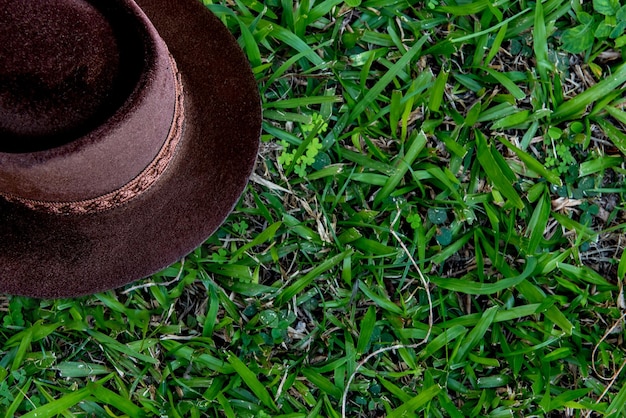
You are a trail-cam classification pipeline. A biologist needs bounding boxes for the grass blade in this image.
[346,36,428,126]
[358,281,403,315]
[428,67,449,113]
[475,130,524,209]
[227,352,278,412]
[387,384,442,417]
[498,136,562,185]
[579,155,623,176]
[451,306,499,364]
[533,0,551,83]
[231,221,282,260]
[375,130,427,206]
[526,191,551,254]
[11,326,32,371]
[22,387,92,418]
[552,62,626,121]
[160,340,233,374]
[491,109,530,129]
[483,67,526,100]
[4,378,32,418]
[301,368,343,399]
[90,383,145,417]
[276,249,354,305]
[595,117,626,156]
[55,362,110,378]
[356,305,377,355]
[420,325,467,359]
[431,257,537,295]
[264,95,342,109]
[606,374,626,416]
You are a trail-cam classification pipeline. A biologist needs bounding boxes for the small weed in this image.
[211,248,229,264]
[545,141,576,174]
[561,0,626,53]
[545,126,583,175]
[278,113,327,177]
[232,220,249,235]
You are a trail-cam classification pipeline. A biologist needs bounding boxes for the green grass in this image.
[2,0,626,416]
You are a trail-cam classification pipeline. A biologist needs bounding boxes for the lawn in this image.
[2,0,626,416]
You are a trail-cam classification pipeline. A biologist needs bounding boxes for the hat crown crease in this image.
[0,0,183,208]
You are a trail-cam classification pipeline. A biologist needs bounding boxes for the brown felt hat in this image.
[0,0,261,298]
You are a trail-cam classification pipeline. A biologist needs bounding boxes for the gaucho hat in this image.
[0,0,261,298]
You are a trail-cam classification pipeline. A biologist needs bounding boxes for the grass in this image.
[2,0,626,416]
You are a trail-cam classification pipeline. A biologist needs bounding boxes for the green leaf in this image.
[491,110,530,129]
[475,130,524,209]
[595,117,626,156]
[428,67,449,112]
[389,90,403,138]
[276,249,354,305]
[485,23,508,65]
[356,306,377,355]
[533,0,551,81]
[498,136,562,185]
[553,62,626,121]
[594,0,620,15]
[547,388,592,412]
[557,263,615,287]
[231,221,283,260]
[437,0,490,15]
[618,249,626,280]
[359,282,403,315]
[526,192,551,254]
[595,21,614,38]
[387,384,442,417]
[615,32,626,47]
[264,95,342,109]
[90,384,146,417]
[236,17,262,67]
[301,368,343,399]
[160,340,233,374]
[250,18,324,67]
[420,325,467,359]
[345,36,428,127]
[375,130,427,206]
[560,23,595,53]
[378,376,413,402]
[607,370,626,415]
[427,208,448,225]
[22,387,92,418]
[203,281,221,337]
[11,326,32,370]
[476,375,509,388]
[55,362,110,378]
[483,68,526,100]
[4,377,32,418]
[227,353,279,412]
[579,155,622,176]
[431,257,537,295]
[452,305,498,365]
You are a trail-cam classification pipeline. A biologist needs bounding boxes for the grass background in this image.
[2,0,626,416]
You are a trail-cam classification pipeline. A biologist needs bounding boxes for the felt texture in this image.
[0,0,146,151]
[0,0,176,201]
[0,0,261,298]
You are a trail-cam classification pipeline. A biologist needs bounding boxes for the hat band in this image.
[1,55,185,215]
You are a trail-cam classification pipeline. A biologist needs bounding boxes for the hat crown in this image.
[0,0,179,204]
[0,0,145,152]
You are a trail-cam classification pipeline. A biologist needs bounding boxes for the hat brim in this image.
[0,0,261,298]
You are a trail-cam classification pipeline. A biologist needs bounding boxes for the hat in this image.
[0,0,261,298]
